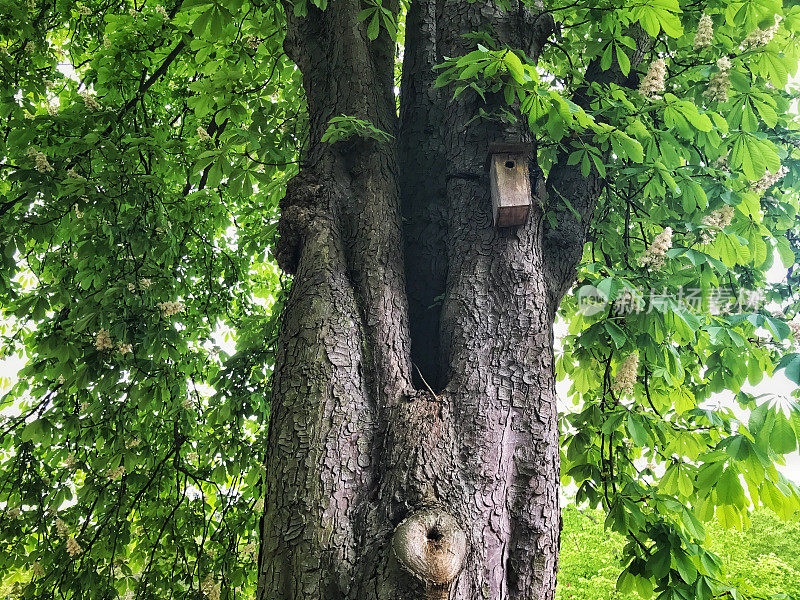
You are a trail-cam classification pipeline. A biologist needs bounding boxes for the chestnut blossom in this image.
[241,541,257,557]
[613,352,639,396]
[66,536,82,557]
[55,518,69,538]
[704,56,731,102]
[107,465,125,481]
[789,316,800,341]
[201,575,221,600]
[638,227,673,269]
[744,15,781,47]
[752,166,787,194]
[197,126,212,142]
[95,329,112,351]
[33,561,45,577]
[694,14,714,49]
[701,205,734,243]
[80,90,100,111]
[26,147,54,173]
[157,301,185,317]
[638,58,666,100]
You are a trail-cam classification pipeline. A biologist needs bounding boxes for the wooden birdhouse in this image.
[487,142,532,228]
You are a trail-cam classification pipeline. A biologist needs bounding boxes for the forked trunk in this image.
[256,1,608,598]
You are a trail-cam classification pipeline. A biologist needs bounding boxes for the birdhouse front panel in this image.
[488,151,531,228]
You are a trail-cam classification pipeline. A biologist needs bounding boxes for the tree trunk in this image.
[256,1,605,598]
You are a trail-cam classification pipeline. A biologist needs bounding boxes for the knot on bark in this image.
[276,172,324,274]
[391,507,467,590]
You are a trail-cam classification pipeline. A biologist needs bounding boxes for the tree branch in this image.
[542,25,654,306]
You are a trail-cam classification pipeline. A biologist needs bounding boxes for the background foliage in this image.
[557,506,800,600]
[0,0,299,596]
[2,0,800,598]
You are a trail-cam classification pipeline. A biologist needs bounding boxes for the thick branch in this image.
[259,1,413,598]
[279,0,413,398]
[542,26,653,304]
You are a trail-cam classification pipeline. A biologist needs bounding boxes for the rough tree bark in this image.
[257,1,650,598]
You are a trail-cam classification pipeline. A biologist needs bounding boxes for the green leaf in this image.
[617,571,636,594]
[649,547,672,579]
[674,549,698,584]
[367,10,380,40]
[777,353,800,384]
[756,50,790,87]
[632,0,683,37]
[191,8,213,35]
[503,51,525,84]
[627,413,650,446]
[601,43,614,71]
[717,466,746,508]
[729,134,780,180]
[730,135,763,180]
[770,412,797,454]
[605,321,628,348]
[696,461,724,492]
[616,44,631,76]
[776,236,795,267]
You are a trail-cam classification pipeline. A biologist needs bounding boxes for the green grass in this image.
[558,505,800,600]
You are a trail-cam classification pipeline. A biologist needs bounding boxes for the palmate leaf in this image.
[725,0,782,28]
[770,412,797,454]
[728,133,780,180]
[630,0,683,37]
[754,49,791,87]
[609,129,643,162]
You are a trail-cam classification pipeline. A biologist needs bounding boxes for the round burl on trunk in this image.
[392,507,467,597]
